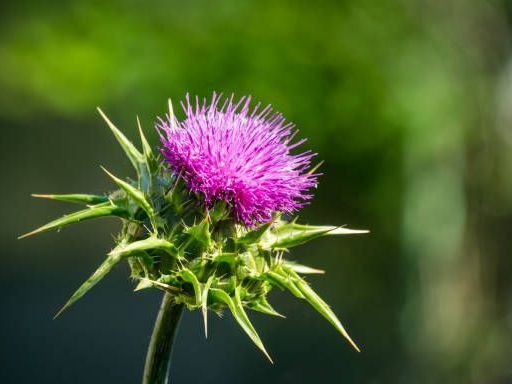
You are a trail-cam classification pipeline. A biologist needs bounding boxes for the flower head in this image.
[157,93,318,225]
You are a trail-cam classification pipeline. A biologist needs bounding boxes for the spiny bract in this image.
[20,96,368,361]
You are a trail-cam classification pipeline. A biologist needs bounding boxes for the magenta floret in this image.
[157,93,318,226]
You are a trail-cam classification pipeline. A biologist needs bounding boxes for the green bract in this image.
[20,106,368,361]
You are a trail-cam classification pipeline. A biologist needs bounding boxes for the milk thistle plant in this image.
[20,93,368,383]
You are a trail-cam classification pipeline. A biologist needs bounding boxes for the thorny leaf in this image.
[264,222,368,249]
[31,193,109,205]
[210,287,272,362]
[18,203,128,239]
[55,252,124,317]
[101,167,157,232]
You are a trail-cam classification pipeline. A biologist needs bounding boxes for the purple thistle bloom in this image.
[157,93,318,226]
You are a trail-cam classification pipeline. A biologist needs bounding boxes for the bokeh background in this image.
[1,0,512,383]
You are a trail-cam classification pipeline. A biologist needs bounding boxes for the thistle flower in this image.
[158,94,317,226]
[20,96,368,384]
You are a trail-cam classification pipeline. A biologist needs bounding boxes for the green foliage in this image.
[18,202,128,239]
[31,193,109,205]
[20,109,367,360]
[54,251,124,318]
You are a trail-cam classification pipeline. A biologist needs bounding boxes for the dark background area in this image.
[1,0,512,382]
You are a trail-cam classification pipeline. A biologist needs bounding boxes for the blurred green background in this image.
[2,0,512,382]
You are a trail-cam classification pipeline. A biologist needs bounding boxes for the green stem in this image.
[143,292,184,384]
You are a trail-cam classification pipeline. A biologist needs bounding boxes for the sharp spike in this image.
[137,116,154,160]
[18,204,128,240]
[202,306,208,338]
[168,98,178,129]
[97,107,144,174]
[54,252,123,318]
[31,193,109,205]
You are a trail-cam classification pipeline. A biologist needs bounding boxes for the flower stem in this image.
[143,292,184,384]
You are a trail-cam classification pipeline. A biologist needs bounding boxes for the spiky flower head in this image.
[20,97,368,367]
[158,94,318,226]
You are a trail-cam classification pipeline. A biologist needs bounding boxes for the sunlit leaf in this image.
[264,270,304,298]
[249,296,285,318]
[18,204,128,239]
[109,236,176,258]
[31,193,109,205]
[178,268,202,306]
[97,108,144,173]
[54,252,124,318]
[210,287,272,362]
[101,167,157,231]
[266,222,368,249]
[284,267,361,352]
[137,116,154,161]
[236,221,272,245]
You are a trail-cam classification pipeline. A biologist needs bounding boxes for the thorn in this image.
[262,348,274,364]
[134,278,154,291]
[329,227,369,235]
[168,98,174,116]
[18,230,37,240]
[31,194,52,199]
[333,317,361,353]
[100,165,113,177]
[136,116,143,135]
[97,107,111,126]
[202,306,208,338]
[347,336,361,353]
[168,98,178,129]
[53,303,70,319]
[135,277,180,293]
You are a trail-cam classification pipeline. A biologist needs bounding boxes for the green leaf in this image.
[137,116,154,161]
[31,193,109,205]
[18,204,128,239]
[285,268,360,352]
[55,252,123,317]
[265,222,368,249]
[236,221,272,245]
[208,201,229,223]
[97,108,153,192]
[101,167,157,231]
[264,270,304,298]
[97,108,145,173]
[136,116,154,192]
[184,218,211,248]
[210,287,272,362]
[178,268,202,306]
[109,237,176,258]
[213,252,238,266]
[249,297,285,318]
